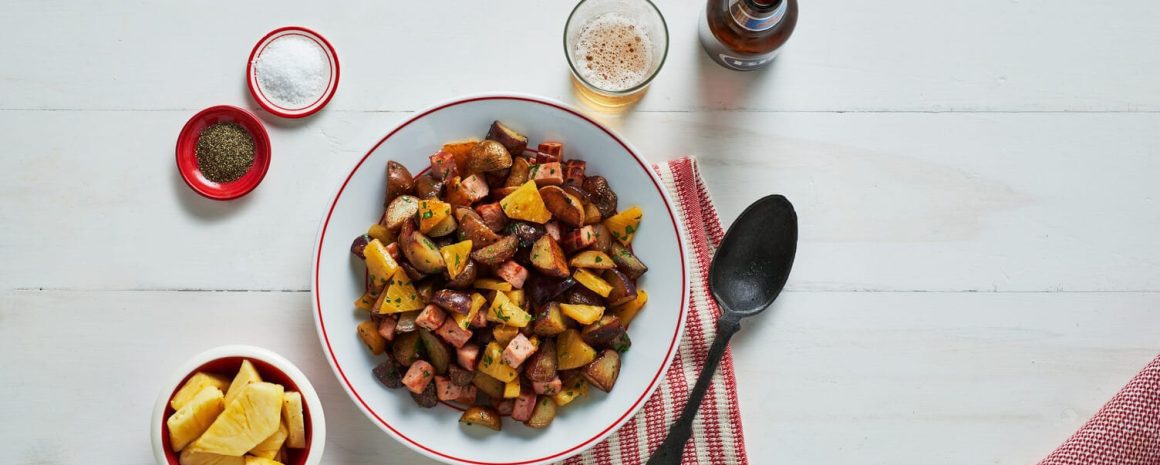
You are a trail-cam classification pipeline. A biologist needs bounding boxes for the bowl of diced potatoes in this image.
[151,345,326,465]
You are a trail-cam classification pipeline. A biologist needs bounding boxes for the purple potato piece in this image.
[373,359,403,389]
[526,275,577,306]
[351,234,372,259]
[432,289,473,314]
[411,379,439,408]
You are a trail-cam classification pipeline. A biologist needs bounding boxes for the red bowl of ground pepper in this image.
[176,105,271,200]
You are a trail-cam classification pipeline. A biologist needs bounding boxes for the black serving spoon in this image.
[647,195,798,465]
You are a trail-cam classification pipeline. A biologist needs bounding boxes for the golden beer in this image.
[565,0,668,112]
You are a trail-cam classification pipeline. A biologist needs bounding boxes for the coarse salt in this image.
[254,35,329,109]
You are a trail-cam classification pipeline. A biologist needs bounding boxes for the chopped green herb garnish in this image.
[624,225,635,234]
[595,256,602,263]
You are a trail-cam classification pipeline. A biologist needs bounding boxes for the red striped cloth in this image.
[1039,353,1160,465]
[563,157,748,465]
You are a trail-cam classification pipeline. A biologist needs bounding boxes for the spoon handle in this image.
[646,315,742,465]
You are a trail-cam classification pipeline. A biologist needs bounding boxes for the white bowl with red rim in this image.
[247,26,340,118]
[151,345,326,465]
[311,93,689,465]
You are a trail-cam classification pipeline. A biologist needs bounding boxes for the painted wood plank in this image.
[1,0,1157,112]
[2,111,1158,292]
[0,290,1154,465]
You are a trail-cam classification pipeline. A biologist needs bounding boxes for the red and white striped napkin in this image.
[1039,353,1160,465]
[563,157,748,465]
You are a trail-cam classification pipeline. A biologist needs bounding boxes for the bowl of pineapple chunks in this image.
[151,345,325,465]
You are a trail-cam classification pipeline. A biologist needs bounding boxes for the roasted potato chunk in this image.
[524,396,558,428]
[392,331,422,367]
[530,235,570,278]
[400,221,446,274]
[486,121,528,158]
[505,157,533,187]
[413,173,444,199]
[532,302,568,337]
[384,195,420,231]
[582,176,618,218]
[471,235,518,267]
[467,140,514,174]
[455,207,502,249]
[539,186,585,227]
[602,268,638,307]
[524,338,558,382]
[386,160,415,206]
[582,349,621,392]
[580,315,626,349]
[459,406,502,431]
[609,242,648,280]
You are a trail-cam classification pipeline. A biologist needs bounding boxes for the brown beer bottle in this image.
[699,0,798,71]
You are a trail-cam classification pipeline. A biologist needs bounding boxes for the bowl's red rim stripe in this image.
[314,95,687,465]
[174,105,272,201]
[246,26,341,119]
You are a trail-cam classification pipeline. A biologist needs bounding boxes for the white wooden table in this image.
[3,1,1158,464]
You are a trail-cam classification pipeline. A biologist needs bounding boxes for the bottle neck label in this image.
[729,0,787,32]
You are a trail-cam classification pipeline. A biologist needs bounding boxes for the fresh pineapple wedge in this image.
[363,238,399,285]
[224,360,263,407]
[377,268,424,314]
[168,386,226,452]
[171,372,229,410]
[248,420,288,459]
[439,240,473,279]
[179,449,245,465]
[603,206,642,245]
[282,391,306,449]
[244,456,284,465]
[500,180,552,223]
[190,382,284,456]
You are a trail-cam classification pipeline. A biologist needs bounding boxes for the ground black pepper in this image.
[196,122,255,183]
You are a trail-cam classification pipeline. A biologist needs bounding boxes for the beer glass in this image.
[564,0,669,110]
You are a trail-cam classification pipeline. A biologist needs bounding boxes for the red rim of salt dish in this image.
[175,105,272,201]
[247,26,340,119]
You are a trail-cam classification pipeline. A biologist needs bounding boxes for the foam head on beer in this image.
[573,13,655,92]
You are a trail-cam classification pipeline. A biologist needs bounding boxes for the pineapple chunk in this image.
[418,199,452,234]
[556,329,597,370]
[499,180,552,223]
[503,377,521,399]
[439,240,473,279]
[244,457,284,465]
[171,372,229,410]
[612,289,649,327]
[559,303,606,325]
[224,360,263,407]
[367,223,393,244]
[603,206,642,245]
[248,421,288,459]
[473,278,512,292]
[282,391,306,449]
[179,449,245,465]
[377,268,424,314]
[492,325,520,347]
[190,382,284,457]
[478,342,519,382]
[504,289,526,308]
[552,374,590,407]
[572,269,613,297]
[363,239,399,285]
[486,291,532,328]
[452,293,487,330]
[353,292,375,311]
[167,386,225,452]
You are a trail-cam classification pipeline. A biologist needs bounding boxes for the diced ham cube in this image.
[475,202,508,232]
[501,333,537,368]
[494,399,515,415]
[429,151,458,180]
[456,384,478,404]
[494,261,528,289]
[402,360,436,394]
[436,376,471,402]
[437,319,473,349]
[377,316,397,342]
[457,343,480,371]
[537,142,564,163]
[560,225,596,253]
[470,308,488,328]
[532,377,563,396]
[457,174,490,204]
[385,242,401,262]
[562,160,586,186]
[531,162,564,187]
[511,391,537,422]
[415,304,446,332]
[545,221,561,241]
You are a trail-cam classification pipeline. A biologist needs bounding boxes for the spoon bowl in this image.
[709,195,798,316]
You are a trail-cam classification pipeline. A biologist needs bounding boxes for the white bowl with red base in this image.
[311,93,689,465]
[246,26,339,119]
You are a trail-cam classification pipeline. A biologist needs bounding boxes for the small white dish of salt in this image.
[247,26,339,118]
